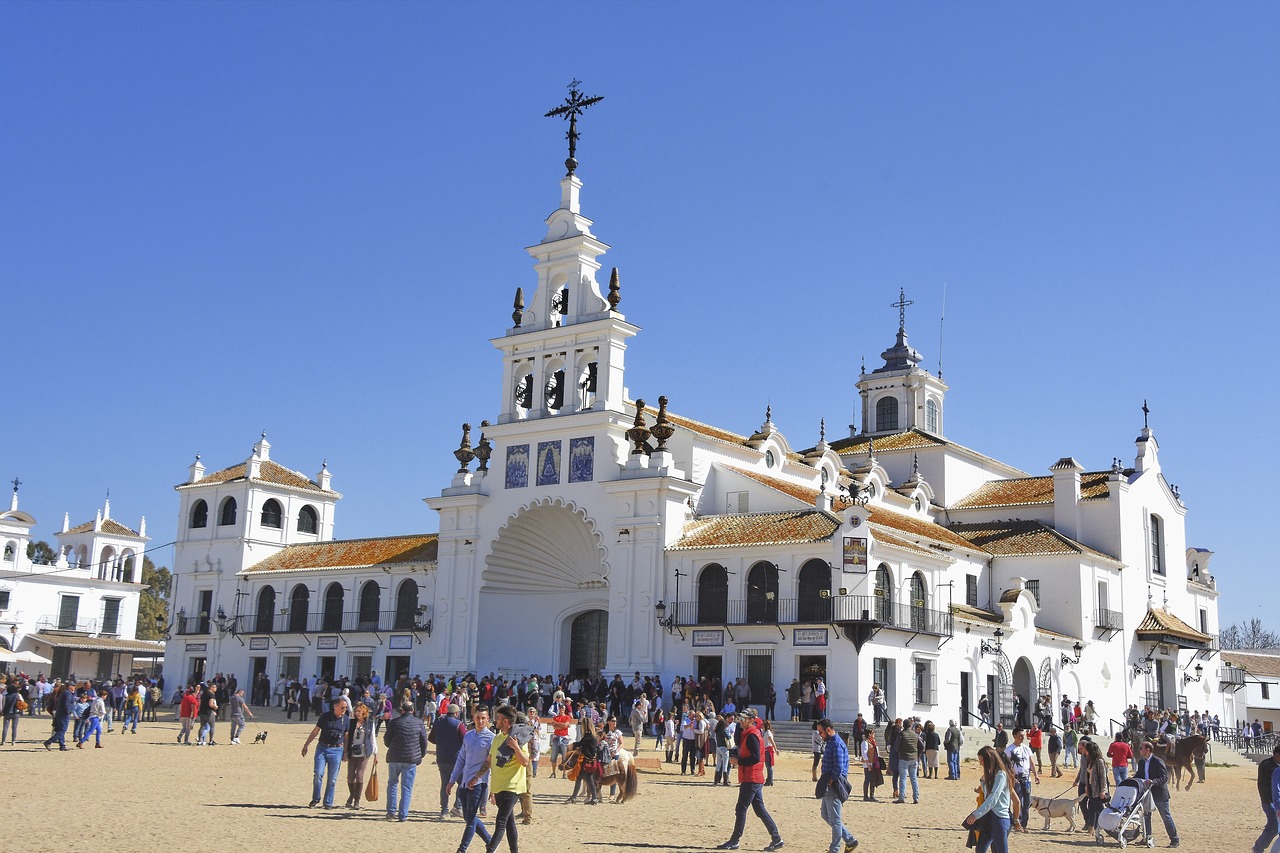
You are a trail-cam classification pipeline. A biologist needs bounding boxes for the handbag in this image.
[364,764,380,802]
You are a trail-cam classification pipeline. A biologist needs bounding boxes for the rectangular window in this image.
[197,589,214,634]
[1199,609,1208,634]
[913,659,937,705]
[0,590,10,610]
[58,595,81,630]
[1025,579,1041,607]
[1150,515,1165,575]
[1264,683,1271,700]
[101,598,121,635]
[726,491,750,513]
[965,575,978,607]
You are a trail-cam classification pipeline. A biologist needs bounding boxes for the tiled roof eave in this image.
[667,536,832,551]
[239,561,438,576]
[175,477,338,497]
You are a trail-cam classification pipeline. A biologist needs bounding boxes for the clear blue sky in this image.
[4,2,1276,628]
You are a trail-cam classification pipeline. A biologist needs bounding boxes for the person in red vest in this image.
[716,708,784,851]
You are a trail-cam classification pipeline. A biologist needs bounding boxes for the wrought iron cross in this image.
[1142,399,1150,429]
[891,287,914,331]
[10,477,20,494]
[545,79,604,176]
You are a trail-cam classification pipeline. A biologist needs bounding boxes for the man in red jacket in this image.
[716,708,784,851]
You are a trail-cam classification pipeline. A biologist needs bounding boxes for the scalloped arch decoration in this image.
[483,498,610,593]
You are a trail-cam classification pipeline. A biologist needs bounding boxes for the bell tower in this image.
[856,289,948,437]
[492,82,637,424]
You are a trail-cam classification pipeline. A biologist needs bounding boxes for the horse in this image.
[1149,734,1207,791]
[557,745,639,803]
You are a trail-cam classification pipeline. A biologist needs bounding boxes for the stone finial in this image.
[607,267,621,310]
[513,287,525,328]
[453,423,475,474]
[651,396,675,451]
[912,453,919,477]
[820,418,826,443]
[474,420,493,473]
[765,404,772,423]
[626,399,651,455]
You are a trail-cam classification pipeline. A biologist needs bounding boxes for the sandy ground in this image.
[0,707,1262,852]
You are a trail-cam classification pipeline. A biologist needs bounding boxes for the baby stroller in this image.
[1095,778,1153,848]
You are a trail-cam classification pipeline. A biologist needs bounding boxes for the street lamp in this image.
[654,601,684,640]
[980,628,1004,657]
[1061,641,1084,667]
[1182,663,1204,686]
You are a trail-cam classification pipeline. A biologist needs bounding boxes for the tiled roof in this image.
[670,511,839,550]
[950,472,1112,509]
[30,632,165,654]
[64,518,143,538]
[724,465,853,511]
[640,404,748,447]
[948,520,1118,562]
[829,429,947,455]
[871,529,936,557]
[866,505,976,552]
[999,588,1023,604]
[242,534,438,573]
[1222,651,1280,679]
[177,460,333,494]
[951,603,1002,624]
[1134,608,1211,644]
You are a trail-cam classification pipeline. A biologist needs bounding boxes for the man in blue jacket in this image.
[1134,741,1180,848]
[818,719,858,853]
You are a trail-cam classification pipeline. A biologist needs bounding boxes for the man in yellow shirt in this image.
[475,704,530,853]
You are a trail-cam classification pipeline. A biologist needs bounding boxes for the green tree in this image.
[1220,618,1280,650]
[135,556,172,640]
[26,539,57,564]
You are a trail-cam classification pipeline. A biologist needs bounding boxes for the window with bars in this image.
[966,575,978,607]
[913,659,937,705]
[1025,580,1041,607]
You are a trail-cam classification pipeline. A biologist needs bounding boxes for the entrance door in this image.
[280,655,301,680]
[189,656,207,685]
[799,654,826,714]
[97,650,114,680]
[351,655,373,679]
[318,656,337,682]
[1155,659,1168,709]
[873,657,892,719]
[740,651,773,716]
[569,610,608,679]
[385,655,410,683]
[697,655,722,686]
[250,656,268,696]
[960,672,971,724]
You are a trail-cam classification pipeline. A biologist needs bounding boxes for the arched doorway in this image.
[394,580,419,630]
[288,585,310,632]
[568,609,608,679]
[255,587,276,633]
[1013,657,1036,728]
[797,559,831,622]
[322,583,344,632]
[746,561,779,623]
[358,581,381,630]
[697,563,728,624]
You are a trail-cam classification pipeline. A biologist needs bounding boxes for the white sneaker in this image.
[230,739,240,744]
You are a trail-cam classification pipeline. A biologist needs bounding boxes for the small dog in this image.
[253,731,268,745]
[1030,793,1085,831]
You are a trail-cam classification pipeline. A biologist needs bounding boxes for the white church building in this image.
[160,117,1235,728]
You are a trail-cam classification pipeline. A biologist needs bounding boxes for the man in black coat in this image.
[1134,741,1180,848]
[1253,744,1280,853]
[383,698,428,821]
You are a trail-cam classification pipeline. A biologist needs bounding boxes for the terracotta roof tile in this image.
[177,460,334,494]
[1135,607,1211,644]
[242,534,438,573]
[951,472,1112,509]
[951,603,1002,624]
[866,505,976,552]
[871,529,936,557]
[948,520,1118,562]
[670,511,839,550]
[725,465,853,509]
[63,518,143,538]
[1221,651,1280,679]
[30,632,165,654]
[829,429,947,455]
[639,404,748,446]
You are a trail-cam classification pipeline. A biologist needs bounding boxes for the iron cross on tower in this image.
[891,287,914,331]
[545,79,604,177]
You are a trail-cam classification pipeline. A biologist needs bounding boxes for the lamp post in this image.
[1060,641,1084,667]
[655,600,684,640]
[1182,662,1204,686]
[980,627,1004,657]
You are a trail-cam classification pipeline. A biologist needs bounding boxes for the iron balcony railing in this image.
[668,594,952,637]
[1218,665,1245,686]
[234,608,425,635]
[36,615,99,634]
[1095,607,1123,631]
[1206,633,1221,651]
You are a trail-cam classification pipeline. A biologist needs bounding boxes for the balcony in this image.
[667,594,952,638]
[1219,665,1245,688]
[234,609,426,635]
[1095,607,1123,632]
[36,615,99,634]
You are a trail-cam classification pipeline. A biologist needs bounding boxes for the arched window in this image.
[876,396,899,432]
[190,500,208,529]
[797,559,832,622]
[288,585,310,633]
[219,496,238,526]
[2,541,15,561]
[121,551,137,584]
[925,398,939,433]
[256,586,276,633]
[697,563,728,625]
[394,579,419,630]
[322,583,344,632]
[874,564,893,623]
[99,546,116,581]
[909,571,927,630]
[746,561,780,623]
[1149,514,1165,575]
[260,499,283,529]
[297,504,318,534]
[358,581,381,630]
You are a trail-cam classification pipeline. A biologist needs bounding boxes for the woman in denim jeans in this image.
[302,697,349,808]
[965,746,1013,853]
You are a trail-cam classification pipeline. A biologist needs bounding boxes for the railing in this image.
[36,615,99,634]
[1095,607,1122,631]
[667,594,952,637]
[174,615,210,636]
[1218,665,1244,686]
[1206,633,1221,651]
[234,608,425,635]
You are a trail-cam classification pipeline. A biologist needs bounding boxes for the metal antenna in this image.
[938,281,947,378]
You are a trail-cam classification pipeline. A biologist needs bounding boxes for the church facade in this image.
[160,129,1234,728]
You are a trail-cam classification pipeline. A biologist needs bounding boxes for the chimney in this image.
[1050,456,1083,541]
[189,454,205,484]
[317,460,332,492]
